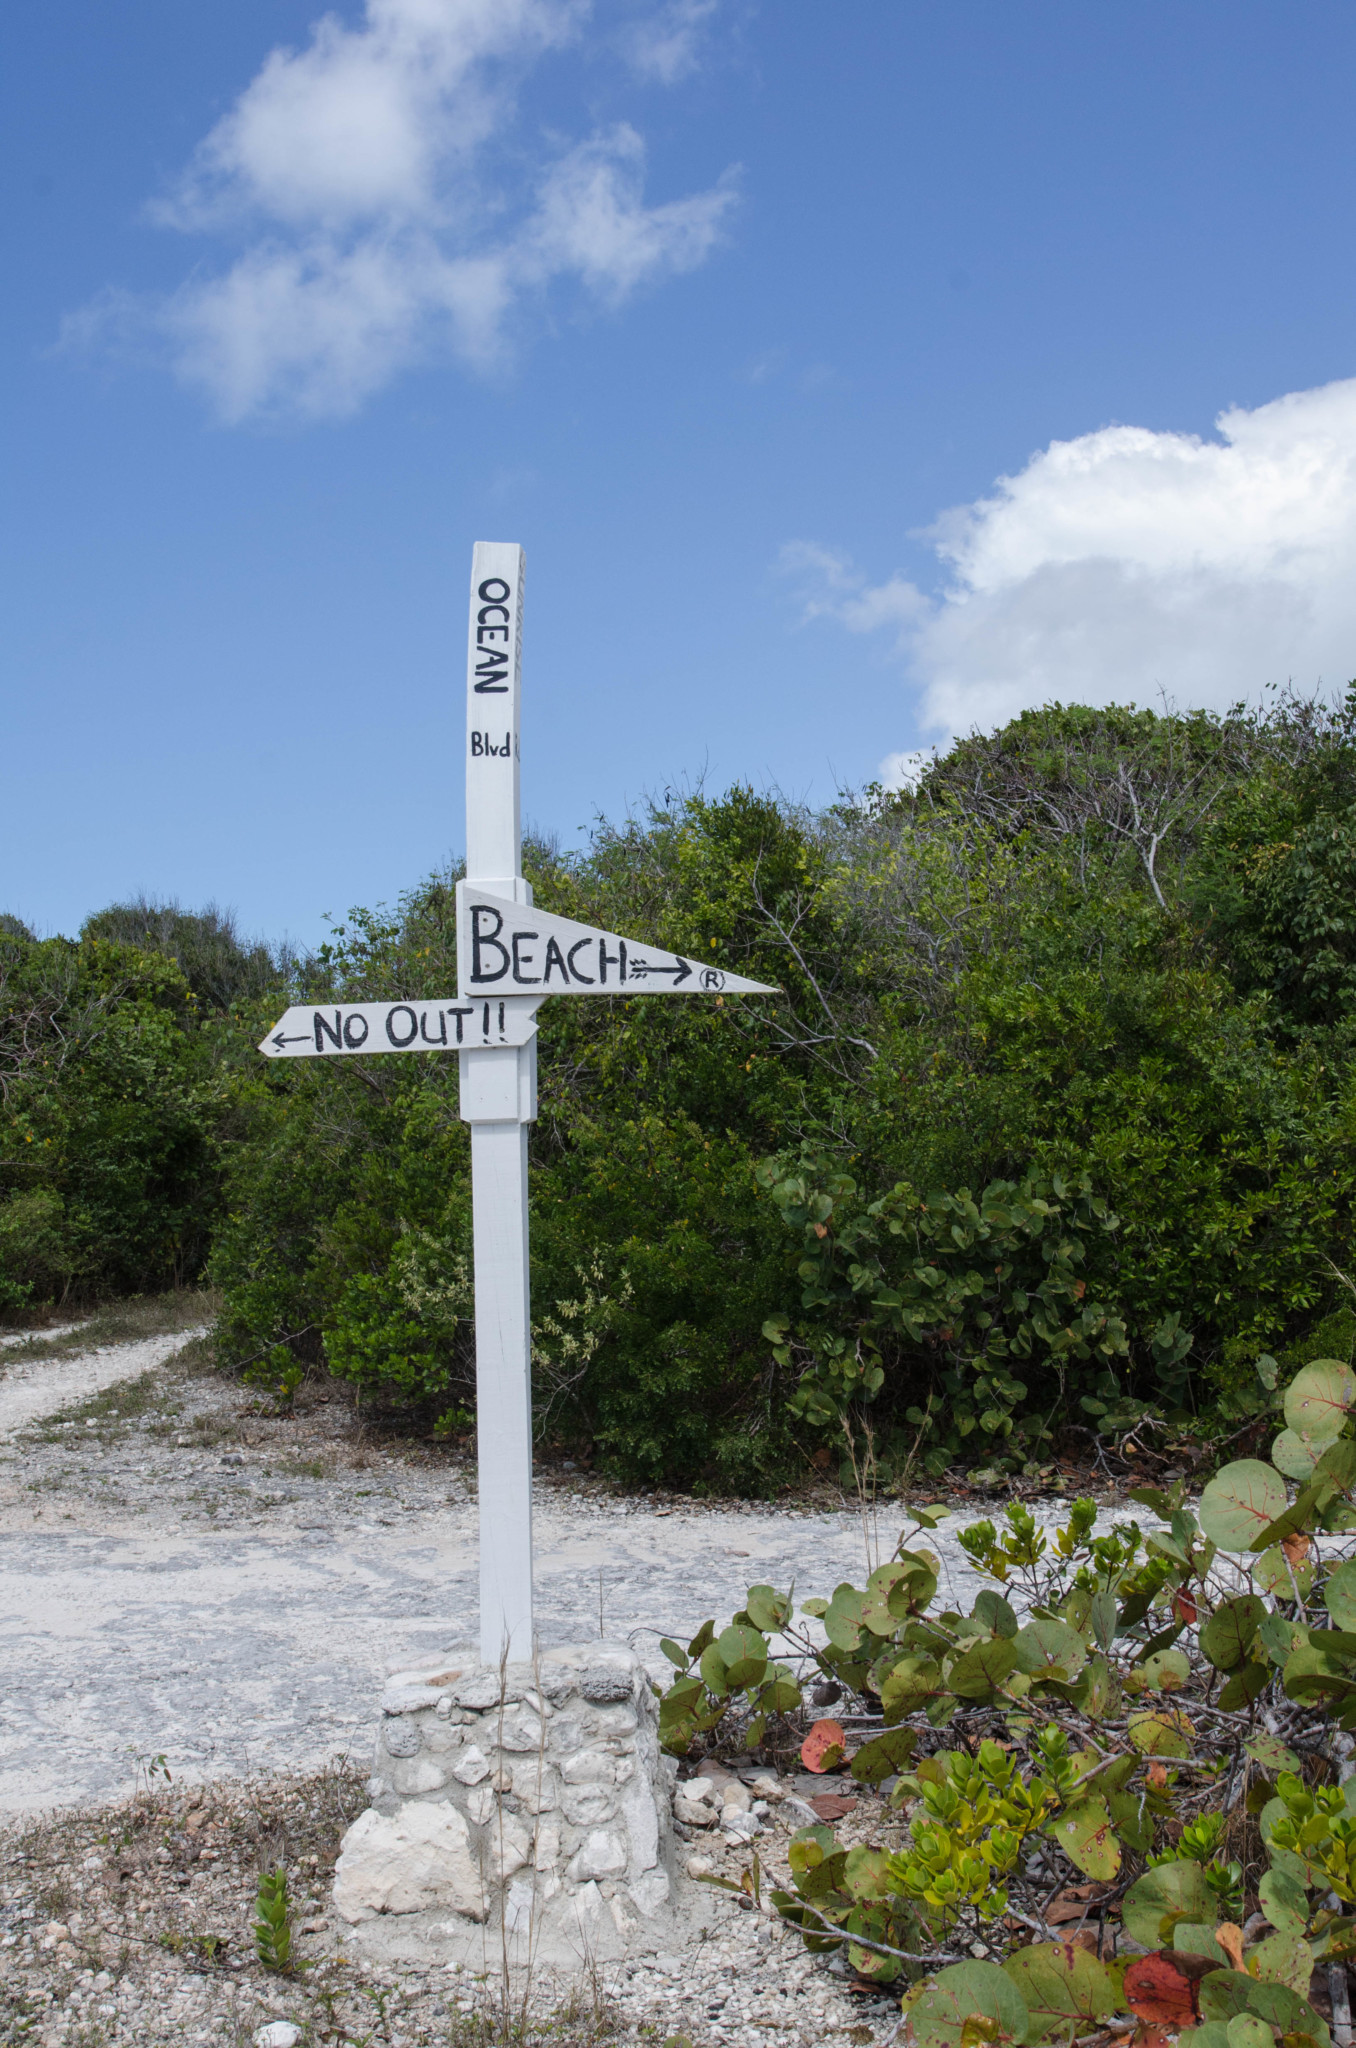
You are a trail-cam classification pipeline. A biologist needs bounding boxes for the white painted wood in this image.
[465,541,525,897]
[258,995,541,1059]
[463,540,536,1663]
[455,884,779,998]
[469,1116,534,1663]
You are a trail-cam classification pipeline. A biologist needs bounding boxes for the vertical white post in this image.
[460,542,536,1665]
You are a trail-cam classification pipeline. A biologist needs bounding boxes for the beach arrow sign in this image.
[455,883,778,1000]
[258,993,542,1059]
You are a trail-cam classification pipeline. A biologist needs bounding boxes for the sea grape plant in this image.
[659,1354,1356,2033]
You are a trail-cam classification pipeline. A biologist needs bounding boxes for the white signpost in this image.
[260,541,775,1664]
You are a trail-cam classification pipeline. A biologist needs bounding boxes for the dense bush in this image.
[9,694,1356,1490]
[0,903,276,1310]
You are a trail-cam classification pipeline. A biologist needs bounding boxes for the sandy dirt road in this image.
[0,1329,1108,1814]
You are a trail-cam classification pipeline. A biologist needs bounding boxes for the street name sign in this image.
[257,539,776,1663]
[259,995,542,1059]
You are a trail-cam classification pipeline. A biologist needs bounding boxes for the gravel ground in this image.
[0,1315,1140,2046]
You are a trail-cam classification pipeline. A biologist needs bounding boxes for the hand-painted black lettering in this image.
[542,936,570,984]
[477,624,508,644]
[482,1003,491,1037]
[471,732,483,756]
[420,1009,448,1045]
[498,1001,507,1038]
[598,939,624,985]
[385,1005,418,1048]
[511,931,540,983]
[473,645,510,695]
[700,968,726,992]
[447,1006,473,1044]
[478,577,511,603]
[470,905,510,983]
[566,938,595,984]
[343,1014,369,1049]
[314,1010,343,1051]
[477,603,510,625]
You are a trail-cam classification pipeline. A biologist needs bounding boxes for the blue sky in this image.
[8,1,1356,946]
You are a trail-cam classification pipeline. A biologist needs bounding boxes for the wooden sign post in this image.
[459,542,538,1663]
[260,542,774,1666]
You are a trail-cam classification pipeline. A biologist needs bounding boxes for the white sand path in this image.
[0,1330,1121,1815]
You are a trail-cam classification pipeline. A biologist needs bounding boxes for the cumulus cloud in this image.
[67,0,736,420]
[787,376,1356,741]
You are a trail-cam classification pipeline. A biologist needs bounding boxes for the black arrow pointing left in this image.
[271,1031,311,1049]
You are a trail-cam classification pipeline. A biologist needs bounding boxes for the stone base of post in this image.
[331,1643,709,1966]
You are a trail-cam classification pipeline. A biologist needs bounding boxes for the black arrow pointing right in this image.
[627,956,693,985]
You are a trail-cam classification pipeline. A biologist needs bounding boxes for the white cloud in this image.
[621,0,719,84]
[788,375,1356,741]
[68,0,736,420]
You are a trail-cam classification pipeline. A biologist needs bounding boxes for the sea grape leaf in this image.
[1283,1642,1356,1704]
[1047,1797,1120,1880]
[1123,1861,1214,1948]
[948,1636,1019,1699]
[1284,1360,1356,1443]
[850,1727,918,1785]
[699,1643,729,1696]
[1257,1866,1308,1935]
[1245,1732,1300,1774]
[843,1845,894,1900]
[907,1961,1029,2048]
[972,1589,1019,1639]
[880,1655,942,1722]
[1122,1951,1213,2027]
[1089,1589,1118,1652]
[1225,2015,1275,2048]
[1256,1542,1316,1599]
[1141,1647,1192,1692]
[1000,1943,1114,2039]
[824,1583,866,1652]
[1246,1930,1313,1993]
[743,1584,792,1633]
[716,1623,768,1691]
[1175,1923,1225,1957]
[1014,1618,1088,1683]
[1179,2025,1232,2048]
[1216,1660,1270,1711]
[1273,1430,1323,1481]
[1128,1710,1193,1758]
[1197,1461,1288,1551]
[1199,1595,1267,1672]
[800,1719,846,1773]
[1326,1559,1356,1632]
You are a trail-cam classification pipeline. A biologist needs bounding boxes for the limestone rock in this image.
[673,1780,720,1827]
[382,1721,421,1759]
[450,1745,490,1786]
[567,1828,628,1882]
[578,1661,634,1704]
[562,1784,616,1827]
[332,1804,486,1923]
[486,1813,533,1884]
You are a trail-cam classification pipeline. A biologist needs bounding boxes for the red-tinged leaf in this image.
[1123,1950,1214,2026]
[1131,2026,1178,2048]
[1173,1589,1199,1625]
[801,1719,846,1773]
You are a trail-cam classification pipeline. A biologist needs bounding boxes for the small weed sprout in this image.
[253,1865,293,1972]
